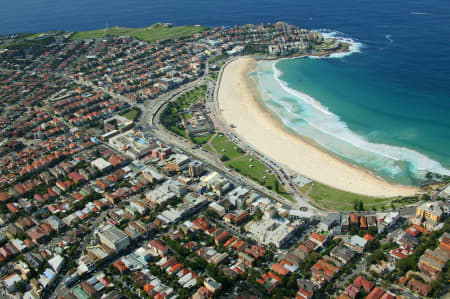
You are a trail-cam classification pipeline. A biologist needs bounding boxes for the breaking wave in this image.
[253,48,450,184]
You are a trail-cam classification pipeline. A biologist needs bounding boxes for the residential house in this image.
[344,235,368,254]
[407,278,431,297]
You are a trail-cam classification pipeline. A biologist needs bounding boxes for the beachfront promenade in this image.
[208,57,318,209]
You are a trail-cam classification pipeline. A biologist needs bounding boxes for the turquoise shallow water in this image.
[252,42,450,185]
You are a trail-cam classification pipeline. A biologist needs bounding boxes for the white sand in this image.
[217,57,419,197]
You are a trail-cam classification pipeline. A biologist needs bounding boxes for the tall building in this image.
[416,202,444,223]
[188,161,204,178]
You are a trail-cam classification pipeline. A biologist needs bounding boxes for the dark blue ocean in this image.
[2,0,449,185]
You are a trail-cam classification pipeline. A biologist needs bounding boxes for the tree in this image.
[367,249,385,265]
[358,200,364,211]
[396,255,417,273]
[16,230,28,241]
[15,281,27,293]
[366,239,380,252]
[275,180,280,193]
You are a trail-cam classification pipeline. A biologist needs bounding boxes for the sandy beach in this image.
[217,57,419,197]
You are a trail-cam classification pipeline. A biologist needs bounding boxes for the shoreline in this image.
[217,57,420,198]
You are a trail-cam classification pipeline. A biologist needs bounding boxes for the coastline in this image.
[217,57,420,197]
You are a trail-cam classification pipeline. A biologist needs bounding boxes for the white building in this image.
[2,273,22,293]
[227,186,250,209]
[383,212,400,226]
[48,254,65,273]
[97,224,130,252]
[91,158,112,172]
[248,218,299,248]
[344,235,368,254]
[38,268,56,290]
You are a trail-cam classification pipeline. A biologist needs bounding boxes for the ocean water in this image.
[2,0,449,185]
[250,2,450,186]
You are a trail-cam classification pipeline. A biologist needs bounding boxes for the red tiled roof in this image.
[360,216,368,228]
[271,263,290,276]
[380,293,395,299]
[353,276,374,293]
[149,240,167,252]
[350,214,359,224]
[310,232,326,243]
[0,192,10,202]
[363,234,375,242]
[366,287,385,299]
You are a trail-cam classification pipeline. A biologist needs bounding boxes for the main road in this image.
[134,61,321,212]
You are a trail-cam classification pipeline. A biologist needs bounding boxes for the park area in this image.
[306,182,420,211]
[207,133,292,200]
[160,85,207,139]
[225,155,292,200]
[71,24,208,42]
[210,134,245,160]
[120,108,141,121]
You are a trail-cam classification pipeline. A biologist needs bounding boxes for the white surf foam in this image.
[411,11,432,16]
[317,30,363,58]
[385,34,394,43]
[272,63,333,116]
[265,60,450,178]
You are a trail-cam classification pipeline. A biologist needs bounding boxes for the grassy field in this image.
[226,155,292,200]
[120,108,140,121]
[210,53,229,64]
[71,24,208,42]
[298,183,312,194]
[182,113,192,120]
[203,144,213,152]
[179,85,207,102]
[308,182,396,211]
[210,134,245,160]
[170,126,188,139]
[26,31,62,39]
[2,36,55,50]
[175,85,207,112]
[191,134,213,145]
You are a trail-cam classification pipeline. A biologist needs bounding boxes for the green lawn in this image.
[203,144,213,152]
[120,108,140,121]
[174,85,207,111]
[210,134,245,160]
[2,36,55,50]
[298,183,312,194]
[26,31,62,39]
[182,113,192,120]
[209,53,229,64]
[226,155,292,201]
[71,24,208,42]
[168,125,188,139]
[179,85,207,102]
[308,182,395,211]
[191,134,213,145]
[208,72,219,82]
